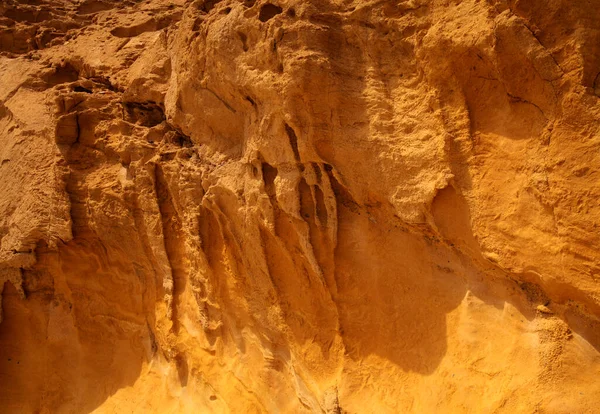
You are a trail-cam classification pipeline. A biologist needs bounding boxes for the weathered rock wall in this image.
[1,0,600,412]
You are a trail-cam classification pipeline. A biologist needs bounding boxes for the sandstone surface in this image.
[1,0,600,412]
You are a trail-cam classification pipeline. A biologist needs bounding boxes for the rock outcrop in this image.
[1,0,600,412]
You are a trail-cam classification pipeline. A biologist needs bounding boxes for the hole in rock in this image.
[43,62,79,86]
[262,163,278,199]
[175,131,193,147]
[196,0,222,13]
[122,102,165,127]
[73,85,92,93]
[192,18,203,32]
[259,3,282,22]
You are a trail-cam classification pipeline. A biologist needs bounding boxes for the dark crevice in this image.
[146,322,158,356]
[175,354,189,387]
[506,93,547,119]
[298,178,314,221]
[593,72,600,96]
[122,101,165,127]
[164,120,193,147]
[89,76,119,92]
[325,167,360,214]
[192,17,203,32]
[284,123,300,161]
[195,0,222,13]
[237,31,248,51]
[259,3,282,22]
[262,163,278,201]
[73,85,92,94]
[174,132,193,147]
[202,87,236,113]
[313,163,322,183]
[74,113,81,144]
[314,185,328,227]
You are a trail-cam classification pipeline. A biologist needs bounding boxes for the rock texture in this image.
[1,0,600,412]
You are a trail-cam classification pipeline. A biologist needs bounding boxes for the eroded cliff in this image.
[1,0,600,412]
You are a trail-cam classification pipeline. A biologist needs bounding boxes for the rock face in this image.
[1,0,600,412]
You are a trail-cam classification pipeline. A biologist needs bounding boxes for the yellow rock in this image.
[1,0,600,412]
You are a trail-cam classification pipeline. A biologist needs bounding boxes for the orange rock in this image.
[1,0,600,412]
